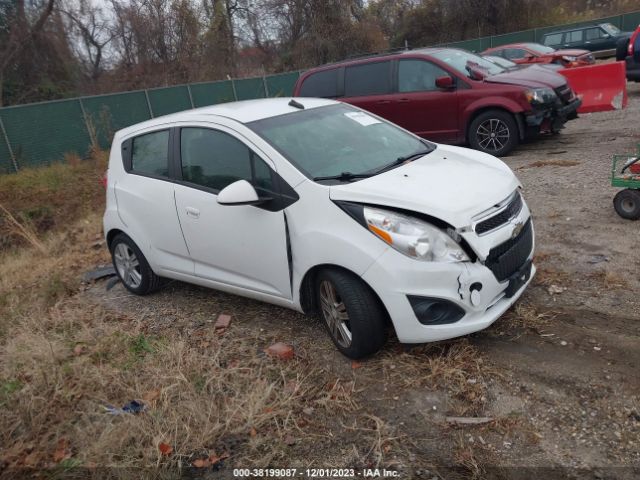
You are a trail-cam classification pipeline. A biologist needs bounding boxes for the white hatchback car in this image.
[103,98,535,358]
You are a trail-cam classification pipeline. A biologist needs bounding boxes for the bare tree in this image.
[0,0,56,106]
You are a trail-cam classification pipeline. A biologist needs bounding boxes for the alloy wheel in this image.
[113,242,142,289]
[319,280,352,348]
[476,118,510,153]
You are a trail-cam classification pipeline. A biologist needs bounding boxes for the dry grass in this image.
[517,160,580,170]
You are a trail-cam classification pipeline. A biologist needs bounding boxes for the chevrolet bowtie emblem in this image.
[511,221,524,239]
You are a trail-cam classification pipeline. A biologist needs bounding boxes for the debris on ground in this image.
[587,254,610,264]
[214,313,232,331]
[264,342,294,360]
[83,265,116,282]
[547,284,567,295]
[52,438,71,463]
[445,417,493,425]
[106,277,120,290]
[158,442,173,456]
[103,400,146,415]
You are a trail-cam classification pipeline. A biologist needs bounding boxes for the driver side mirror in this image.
[217,179,269,206]
[435,75,455,89]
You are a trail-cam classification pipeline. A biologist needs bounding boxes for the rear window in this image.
[299,69,340,98]
[344,61,392,97]
[130,130,169,177]
[544,33,563,46]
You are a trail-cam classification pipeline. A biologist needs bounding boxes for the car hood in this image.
[485,67,566,89]
[551,48,591,57]
[329,144,520,228]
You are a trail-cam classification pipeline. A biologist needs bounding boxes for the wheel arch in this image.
[465,106,525,143]
[298,264,392,325]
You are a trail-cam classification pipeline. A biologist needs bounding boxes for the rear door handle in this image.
[397,98,410,103]
[377,100,391,105]
[185,207,200,219]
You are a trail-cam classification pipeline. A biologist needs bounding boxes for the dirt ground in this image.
[71,83,640,479]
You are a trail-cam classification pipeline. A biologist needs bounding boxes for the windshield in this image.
[247,104,431,181]
[525,43,555,54]
[431,49,505,79]
[601,23,621,35]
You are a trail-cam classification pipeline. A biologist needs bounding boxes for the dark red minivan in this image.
[293,48,582,156]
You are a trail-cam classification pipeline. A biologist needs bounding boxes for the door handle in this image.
[397,98,410,103]
[185,207,200,218]
[377,100,391,105]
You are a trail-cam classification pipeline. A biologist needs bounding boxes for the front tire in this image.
[109,233,164,295]
[468,109,518,157]
[613,189,640,220]
[315,269,387,359]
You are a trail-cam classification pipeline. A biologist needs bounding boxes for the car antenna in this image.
[288,99,305,109]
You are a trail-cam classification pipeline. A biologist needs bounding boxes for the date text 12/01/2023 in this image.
[232,468,400,478]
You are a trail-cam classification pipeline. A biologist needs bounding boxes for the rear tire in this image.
[468,109,519,157]
[315,268,387,359]
[109,233,164,295]
[613,189,640,220]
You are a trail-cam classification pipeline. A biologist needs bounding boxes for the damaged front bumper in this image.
[524,97,582,135]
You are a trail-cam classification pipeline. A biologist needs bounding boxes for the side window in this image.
[130,130,170,177]
[567,30,583,43]
[544,33,563,46]
[585,27,603,40]
[180,128,274,193]
[344,61,391,97]
[398,59,449,93]
[503,48,528,60]
[299,69,339,98]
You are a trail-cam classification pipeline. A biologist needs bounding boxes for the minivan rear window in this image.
[299,69,340,98]
[544,33,563,46]
[344,61,392,97]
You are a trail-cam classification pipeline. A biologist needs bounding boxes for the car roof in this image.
[116,97,337,137]
[543,24,602,35]
[301,47,451,71]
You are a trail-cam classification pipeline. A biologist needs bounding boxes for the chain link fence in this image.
[1,9,639,174]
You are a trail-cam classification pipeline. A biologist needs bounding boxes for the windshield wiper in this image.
[373,146,434,175]
[313,171,374,182]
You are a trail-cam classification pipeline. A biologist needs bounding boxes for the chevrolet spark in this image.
[103,98,535,359]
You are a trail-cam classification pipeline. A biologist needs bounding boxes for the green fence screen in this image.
[147,86,192,117]
[190,80,235,107]
[234,77,266,101]
[82,91,151,149]
[0,9,638,172]
[0,99,92,169]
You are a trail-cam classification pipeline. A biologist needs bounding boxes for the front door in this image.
[173,126,292,298]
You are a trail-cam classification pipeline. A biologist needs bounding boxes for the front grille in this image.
[554,84,573,105]
[485,219,533,282]
[475,193,523,235]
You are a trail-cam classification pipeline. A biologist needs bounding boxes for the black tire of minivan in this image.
[613,189,640,220]
[315,268,387,359]
[468,109,519,157]
[109,233,164,295]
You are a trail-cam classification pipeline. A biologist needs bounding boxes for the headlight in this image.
[363,206,469,262]
[562,55,577,62]
[524,87,557,105]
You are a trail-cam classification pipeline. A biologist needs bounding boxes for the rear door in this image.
[563,29,585,49]
[384,58,459,142]
[115,128,193,275]
[340,60,399,126]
